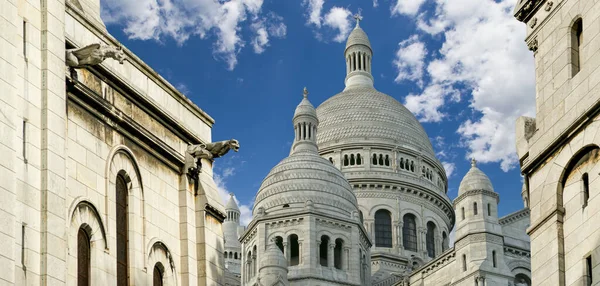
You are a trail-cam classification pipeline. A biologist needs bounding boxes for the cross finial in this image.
[303,87,308,98]
[471,158,477,168]
[353,11,363,28]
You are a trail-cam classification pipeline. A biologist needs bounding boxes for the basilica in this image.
[0,0,537,285]
[223,20,532,286]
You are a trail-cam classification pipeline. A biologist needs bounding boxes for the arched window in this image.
[586,255,593,286]
[426,221,437,258]
[253,245,257,274]
[492,250,497,268]
[275,236,284,253]
[487,203,491,216]
[78,228,90,286]
[462,254,467,271]
[372,154,377,165]
[583,173,590,208]
[403,214,418,252]
[410,161,415,172]
[515,274,532,286]
[473,202,478,215]
[329,157,334,164]
[461,207,465,220]
[289,234,299,266]
[400,158,404,169]
[153,263,164,286]
[344,155,349,166]
[350,154,355,165]
[116,175,129,286]
[359,211,364,223]
[357,154,362,165]
[375,210,392,248]
[384,155,390,166]
[442,231,448,251]
[571,18,583,76]
[378,154,384,165]
[334,239,343,269]
[320,235,329,266]
[234,252,238,259]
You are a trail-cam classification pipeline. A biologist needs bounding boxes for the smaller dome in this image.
[458,159,494,195]
[225,193,240,212]
[294,88,317,121]
[345,26,371,51]
[260,243,287,269]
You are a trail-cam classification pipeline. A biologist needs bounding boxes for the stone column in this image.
[397,222,404,252]
[298,240,303,265]
[316,240,321,266]
[392,220,398,249]
[328,243,335,268]
[284,242,290,264]
[344,247,350,270]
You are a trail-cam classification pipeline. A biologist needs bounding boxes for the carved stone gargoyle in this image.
[65,43,126,81]
[183,139,240,194]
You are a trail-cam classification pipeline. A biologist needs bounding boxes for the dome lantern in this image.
[344,13,374,89]
[291,87,319,155]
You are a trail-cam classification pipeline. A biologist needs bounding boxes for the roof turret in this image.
[458,159,494,196]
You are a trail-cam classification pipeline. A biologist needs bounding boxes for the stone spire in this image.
[225,193,240,223]
[291,87,319,154]
[344,14,374,89]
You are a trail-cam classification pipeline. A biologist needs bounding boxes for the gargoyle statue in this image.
[183,139,240,192]
[66,43,125,80]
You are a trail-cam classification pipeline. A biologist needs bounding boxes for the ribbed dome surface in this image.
[346,27,371,50]
[294,97,318,121]
[254,149,358,217]
[260,243,288,269]
[458,160,494,195]
[316,86,435,157]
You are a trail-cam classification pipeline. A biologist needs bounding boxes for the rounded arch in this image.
[106,146,147,276]
[67,199,109,283]
[147,240,177,286]
[368,204,395,217]
[399,209,422,226]
[557,144,599,206]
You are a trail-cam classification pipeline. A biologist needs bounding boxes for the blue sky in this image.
[101,0,536,225]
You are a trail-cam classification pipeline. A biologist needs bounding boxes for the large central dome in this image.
[316,86,435,157]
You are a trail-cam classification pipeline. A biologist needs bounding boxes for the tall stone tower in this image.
[514,1,600,285]
[224,194,244,276]
[239,89,372,285]
[453,160,513,285]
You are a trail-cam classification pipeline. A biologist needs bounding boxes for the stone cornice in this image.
[354,185,454,230]
[65,3,215,126]
[67,80,184,171]
[514,0,546,23]
[499,208,530,226]
[415,248,456,278]
[504,245,531,259]
[205,203,227,223]
[452,189,499,207]
[454,232,504,249]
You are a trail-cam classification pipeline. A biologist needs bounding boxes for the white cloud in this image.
[214,165,254,226]
[392,0,427,16]
[303,0,325,27]
[373,0,379,8]
[442,162,456,178]
[397,0,535,171]
[101,0,284,70]
[394,35,427,87]
[323,7,353,43]
[302,1,352,43]
[250,13,287,54]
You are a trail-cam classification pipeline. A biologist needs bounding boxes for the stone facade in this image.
[514,0,600,285]
[0,0,230,285]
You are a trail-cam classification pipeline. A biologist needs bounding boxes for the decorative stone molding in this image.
[504,246,531,258]
[184,139,239,192]
[528,37,539,53]
[499,208,530,226]
[545,1,553,11]
[266,218,304,229]
[66,43,125,80]
[529,17,538,28]
[455,232,504,249]
[514,0,544,23]
[315,218,353,230]
[453,189,500,206]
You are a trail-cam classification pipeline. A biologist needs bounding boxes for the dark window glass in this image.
[320,236,329,266]
[583,173,590,208]
[375,210,392,248]
[153,263,163,286]
[426,222,436,258]
[334,239,343,269]
[116,175,128,286]
[275,236,284,253]
[403,214,418,251]
[290,234,299,266]
[473,202,478,215]
[78,228,90,286]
